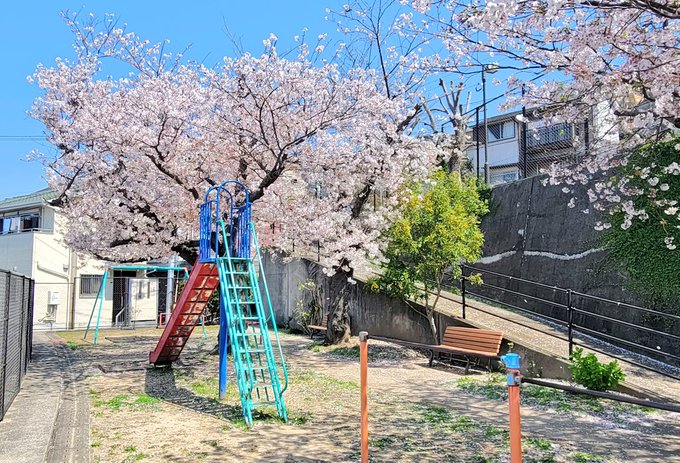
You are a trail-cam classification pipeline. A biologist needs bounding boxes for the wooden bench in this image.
[307,313,328,339]
[429,326,504,372]
[372,326,503,374]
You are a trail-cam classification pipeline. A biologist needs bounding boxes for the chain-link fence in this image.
[0,269,34,421]
[466,106,596,186]
[33,274,184,331]
[519,118,590,181]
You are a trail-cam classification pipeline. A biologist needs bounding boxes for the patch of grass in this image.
[456,373,653,420]
[191,377,219,397]
[90,441,101,448]
[421,405,453,425]
[94,394,129,409]
[93,393,160,411]
[418,405,477,432]
[128,453,146,462]
[289,411,313,425]
[484,425,509,438]
[232,419,251,431]
[66,340,83,351]
[124,445,137,453]
[133,393,161,406]
[450,415,476,431]
[525,437,552,451]
[292,370,359,390]
[571,452,605,462]
[457,374,506,400]
[369,436,395,449]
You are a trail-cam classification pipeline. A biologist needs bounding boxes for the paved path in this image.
[0,332,89,463]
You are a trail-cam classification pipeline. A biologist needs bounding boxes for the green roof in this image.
[0,187,58,212]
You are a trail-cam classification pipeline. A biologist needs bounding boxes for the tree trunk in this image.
[426,283,442,343]
[426,308,438,344]
[326,292,352,345]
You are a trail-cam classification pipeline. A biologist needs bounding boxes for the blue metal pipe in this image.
[218,295,228,400]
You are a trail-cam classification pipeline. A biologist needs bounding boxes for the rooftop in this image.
[0,187,57,213]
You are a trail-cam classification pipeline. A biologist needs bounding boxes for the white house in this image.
[466,103,618,185]
[0,188,176,330]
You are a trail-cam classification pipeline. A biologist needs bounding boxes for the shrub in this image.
[569,348,625,392]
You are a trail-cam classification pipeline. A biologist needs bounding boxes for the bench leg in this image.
[428,350,435,367]
[464,357,471,375]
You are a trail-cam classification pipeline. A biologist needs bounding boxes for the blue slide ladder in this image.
[199,181,288,425]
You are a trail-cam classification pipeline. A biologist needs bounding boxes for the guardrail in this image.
[459,264,680,380]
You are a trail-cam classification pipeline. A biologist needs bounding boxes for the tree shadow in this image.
[143,366,281,424]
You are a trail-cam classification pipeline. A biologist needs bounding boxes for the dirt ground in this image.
[56,328,680,463]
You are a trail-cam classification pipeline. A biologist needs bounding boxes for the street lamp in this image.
[482,64,497,184]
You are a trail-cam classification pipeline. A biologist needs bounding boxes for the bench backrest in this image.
[319,313,328,326]
[441,326,503,355]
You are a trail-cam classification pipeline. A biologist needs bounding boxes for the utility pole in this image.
[522,84,528,178]
[476,107,480,180]
[482,66,489,184]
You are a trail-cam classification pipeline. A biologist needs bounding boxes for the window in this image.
[487,121,515,142]
[490,171,519,185]
[80,275,104,297]
[0,211,41,234]
[471,120,516,143]
[21,213,40,231]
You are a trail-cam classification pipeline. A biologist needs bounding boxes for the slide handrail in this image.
[249,221,289,394]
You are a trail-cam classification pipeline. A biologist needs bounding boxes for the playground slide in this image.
[148,262,219,365]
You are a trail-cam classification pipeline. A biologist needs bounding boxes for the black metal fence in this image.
[0,269,34,421]
[459,264,680,379]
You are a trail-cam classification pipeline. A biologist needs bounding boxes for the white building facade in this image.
[0,188,169,330]
[466,104,617,185]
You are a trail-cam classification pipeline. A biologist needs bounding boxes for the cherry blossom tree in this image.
[30,13,445,342]
[328,0,475,172]
[399,0,680,248]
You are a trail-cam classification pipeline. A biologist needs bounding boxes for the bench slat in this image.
[443,340,501,352]
[439,326,503,356]
[443,333,502,343]
[430,345,498,357]
[444,329,503,339]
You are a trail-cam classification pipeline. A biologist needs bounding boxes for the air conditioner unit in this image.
[48,291,60,305]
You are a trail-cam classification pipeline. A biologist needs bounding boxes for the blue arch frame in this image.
[199,180,252,262]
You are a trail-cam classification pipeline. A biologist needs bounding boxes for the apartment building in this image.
[0,188,177,330]
[466,103,617,185]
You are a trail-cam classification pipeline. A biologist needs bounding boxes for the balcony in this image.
[526,123,574,152]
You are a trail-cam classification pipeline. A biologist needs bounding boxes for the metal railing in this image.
[526,122,573,150]
[0,270,34,421]
[459,264,680,380]
[269,227,680,380]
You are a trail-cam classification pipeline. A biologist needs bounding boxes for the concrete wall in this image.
[262,253,573,379]
[262,255,436,344]
[471,175,680,365]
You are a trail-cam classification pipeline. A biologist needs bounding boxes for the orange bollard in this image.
[502,353,523,463]
[360,331,369,463]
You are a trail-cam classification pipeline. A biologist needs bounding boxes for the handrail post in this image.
[461,276,467,319]
[567,289,574,356]
[317,241,321,262]
[360,331,369,463]
[501,353,523,463]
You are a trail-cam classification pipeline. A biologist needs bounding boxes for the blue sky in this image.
[0,1,506,200]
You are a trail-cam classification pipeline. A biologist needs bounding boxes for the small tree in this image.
[376,169,488,341]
